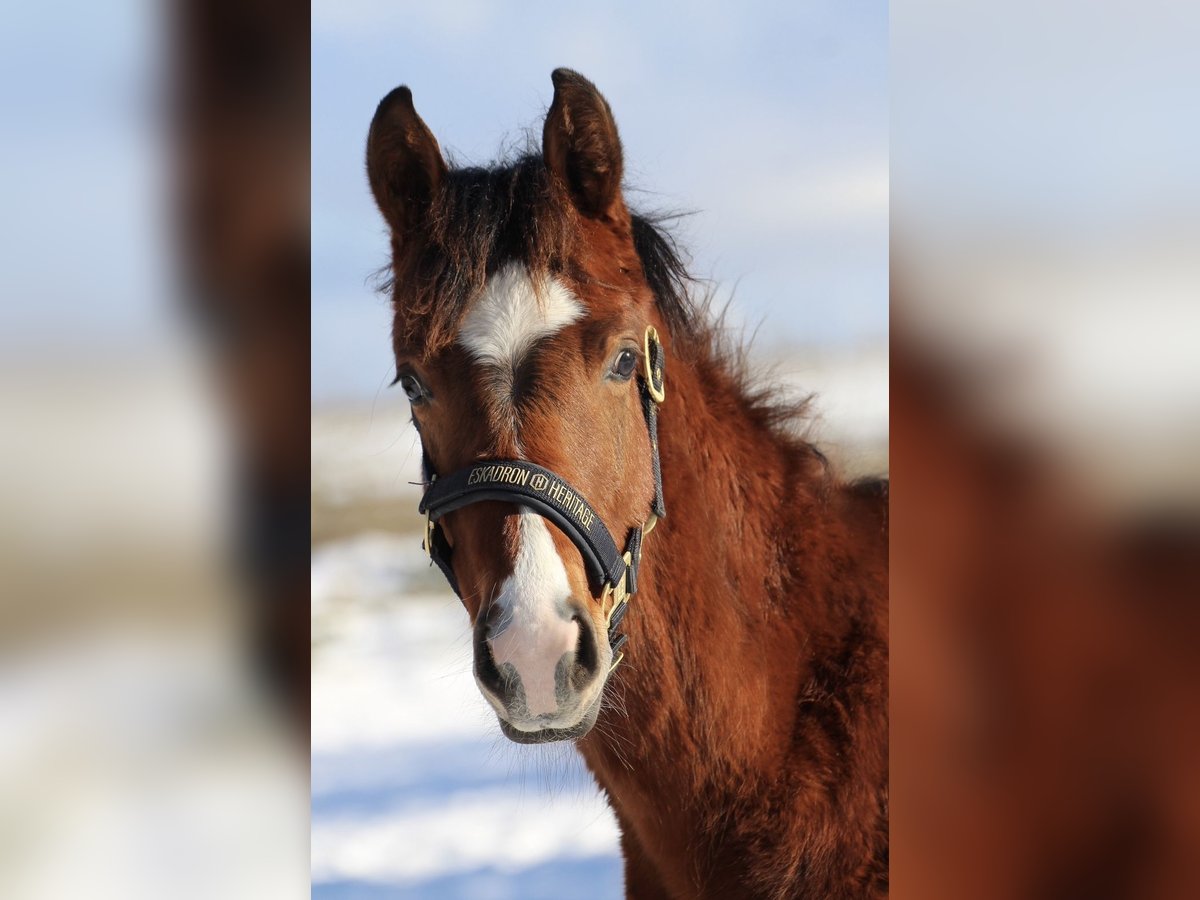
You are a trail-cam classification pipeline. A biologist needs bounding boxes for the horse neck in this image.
[582,346,842,786]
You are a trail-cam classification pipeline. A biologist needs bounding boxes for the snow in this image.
[311,534,623,898]
[313,786,620,884]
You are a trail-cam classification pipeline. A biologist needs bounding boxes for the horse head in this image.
[367,70,664,743]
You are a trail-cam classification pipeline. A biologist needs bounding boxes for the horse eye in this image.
[398,373,427,403]
[611,349,638,380]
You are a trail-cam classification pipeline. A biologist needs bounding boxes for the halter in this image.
[417,326,667,672]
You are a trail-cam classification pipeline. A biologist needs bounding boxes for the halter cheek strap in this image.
[417,326,667,672]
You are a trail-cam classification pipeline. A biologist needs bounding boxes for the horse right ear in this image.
[366,86,447,237]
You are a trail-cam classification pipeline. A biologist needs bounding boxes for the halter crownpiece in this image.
[418,325,667,672]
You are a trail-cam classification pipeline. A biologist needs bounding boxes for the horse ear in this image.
[366,86,447,237]
[543,69,624,219]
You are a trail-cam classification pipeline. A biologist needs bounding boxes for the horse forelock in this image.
[381,152,708,361]
[384,154,572,358]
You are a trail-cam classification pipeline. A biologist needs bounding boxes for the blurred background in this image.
[892,1,1200,897]
[0,1,308,897]
[311,1,887,897]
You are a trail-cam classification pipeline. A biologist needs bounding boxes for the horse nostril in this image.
[481,602,508,643]
[473,627,506,697]
[573,613,599,683]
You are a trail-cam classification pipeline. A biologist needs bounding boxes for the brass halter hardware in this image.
[422,474,437,559]
[643,326,666,404]
[602,551,633,624]
[603,325,666,671]
[604,553,633,673]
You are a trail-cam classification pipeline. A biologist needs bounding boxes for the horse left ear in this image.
[543,69,625,220]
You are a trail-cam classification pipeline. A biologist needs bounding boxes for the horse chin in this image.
[497,691,604,744]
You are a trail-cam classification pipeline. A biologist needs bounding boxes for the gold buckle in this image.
[603,551,633,626]
[643,326,665,404]
[603,550,635,675]
[422,473,438,558]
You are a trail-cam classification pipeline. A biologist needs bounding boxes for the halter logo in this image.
[467,464,530,487]
[466,465,595,531]
[541,479,595,531]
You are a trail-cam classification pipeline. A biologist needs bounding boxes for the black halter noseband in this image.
[417,326,667,672]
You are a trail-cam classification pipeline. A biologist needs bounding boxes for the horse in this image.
[365,69,888,899]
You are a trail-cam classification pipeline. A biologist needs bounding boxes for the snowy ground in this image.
[311,343,887,898]
[312,534,624,899]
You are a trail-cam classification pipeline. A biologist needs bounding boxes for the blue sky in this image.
[312,1,889,401]
[0,1,168,348]
[892,0,1200,249]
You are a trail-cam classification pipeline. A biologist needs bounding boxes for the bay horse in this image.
[366,69,888,899]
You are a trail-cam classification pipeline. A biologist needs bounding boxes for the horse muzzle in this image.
[471,581,609,742]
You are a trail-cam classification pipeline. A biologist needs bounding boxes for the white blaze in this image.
[458,263,584,720]
[457,262,584,373]
[488,513,579,717]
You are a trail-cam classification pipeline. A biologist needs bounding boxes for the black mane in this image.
[630,211,703,347]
